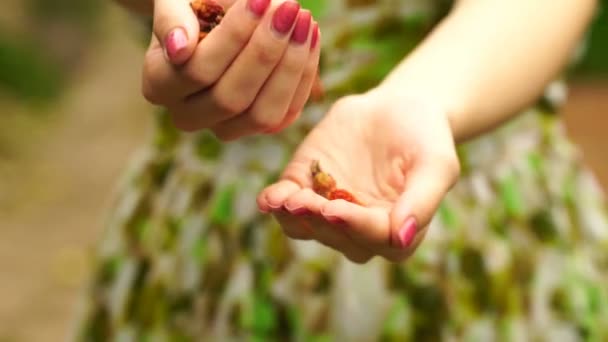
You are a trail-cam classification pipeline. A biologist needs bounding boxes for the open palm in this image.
[257,91,460,263]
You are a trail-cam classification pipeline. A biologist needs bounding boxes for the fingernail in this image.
[268,204,282,211]
[310,22,319,49]
[248,0,270,17]
[290,10,312,44]
[288,207,311,216]
[397,217,417,249]
[325,216,346,225]
[165,27,188,61]
[272,1,300,35]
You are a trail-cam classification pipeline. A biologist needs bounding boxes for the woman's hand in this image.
[142,0,321,140]
[257,90,461,263]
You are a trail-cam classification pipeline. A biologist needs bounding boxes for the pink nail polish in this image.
[398,217,417,249]
[290,10,312,44]
[165,28,188,61]
[325,216,346,225]
[289,207,311,216]
[310,22,319,49]
[272,1,300,35]
[248,0,270,17]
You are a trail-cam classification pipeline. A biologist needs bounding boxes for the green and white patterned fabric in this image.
[75,1,608,340]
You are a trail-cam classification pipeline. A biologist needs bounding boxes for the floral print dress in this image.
[75,1,608,341]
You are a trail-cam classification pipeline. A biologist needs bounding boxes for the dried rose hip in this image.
[311,160,336,198]
[190,0,225,41]
[190,0,324,100]
[311,160,362,205]
[328,189,361,204]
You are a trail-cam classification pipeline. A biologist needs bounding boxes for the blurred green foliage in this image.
[25,0,103,31]
[0,0,102,106]
[575,0,608,76]
[0,31,65,103]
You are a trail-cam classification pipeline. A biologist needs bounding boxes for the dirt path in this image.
[0,10,606,341]
[563,80,608,189]
[0,6,152,341]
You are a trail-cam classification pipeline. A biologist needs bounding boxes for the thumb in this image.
[389,162,458,249]
[153,0,201,64]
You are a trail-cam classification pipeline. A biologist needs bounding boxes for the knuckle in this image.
[225,22,251,47]
[252,40,282,67]
[211,88,247,115]
[182,66,216,88]
[250,112,280,131]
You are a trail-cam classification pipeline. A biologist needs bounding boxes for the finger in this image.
[257,179,301,212]
[181,0,271,88]
[389,162,459,250]
[307,216,373,264]
[143,0,270,106]
[320,199,391,249]
[273,211,313,240]
[211,10,313,140]
[142,35,200,105]
[265,21,321,134]
[381,225,430,263]
[172,1,302,132]
[214,0,238,7]
[153,0,200,64]
[284,189,372,264]
[321,199,426,263]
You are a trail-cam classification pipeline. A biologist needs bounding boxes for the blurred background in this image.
[0,0,606,340]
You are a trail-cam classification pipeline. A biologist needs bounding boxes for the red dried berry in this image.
[190,0,324,101]
[310,160,362,205]
[311,160,336,197]
[190,0,225,41]
[328,189,361,205]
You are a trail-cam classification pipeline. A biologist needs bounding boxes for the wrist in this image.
[371,80,464,143]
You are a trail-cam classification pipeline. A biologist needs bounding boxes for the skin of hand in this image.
[257,90,460,263]
[383,0,597,143]
[141,0,321,140]
[258,0,597,264]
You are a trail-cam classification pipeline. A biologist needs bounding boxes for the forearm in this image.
[379,0,597,143]
[113,0,154,16]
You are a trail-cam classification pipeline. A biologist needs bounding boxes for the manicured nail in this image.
[397,217,417,249]
[165,27,188,61]
[290,10,312,44]
[268,204,282,211]
[248,0,270,17]
[272,1,300,35]
[325,216,346,225]
[287,207,311,216]
[310,22,319,49]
